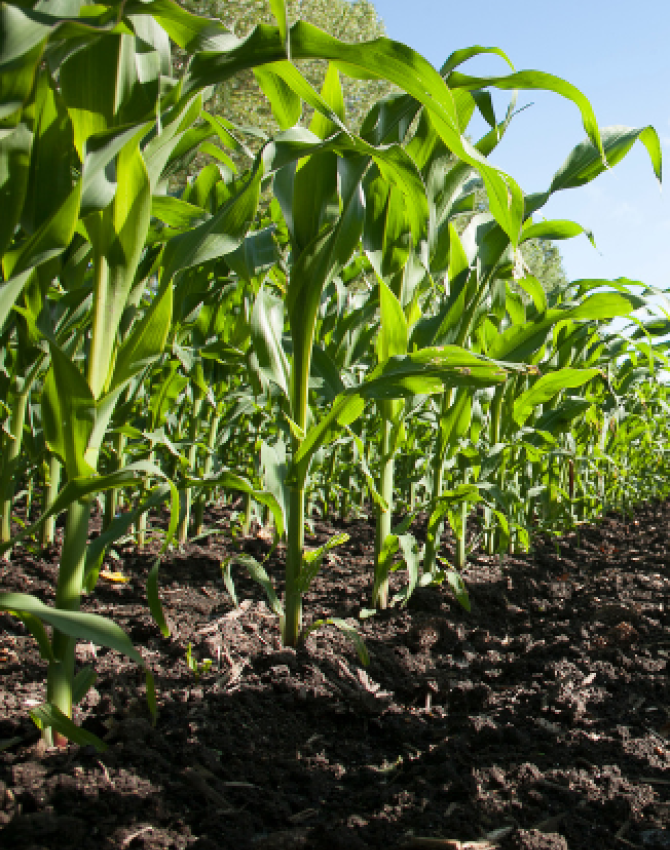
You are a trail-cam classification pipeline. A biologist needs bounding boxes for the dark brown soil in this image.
[2,500,670,850]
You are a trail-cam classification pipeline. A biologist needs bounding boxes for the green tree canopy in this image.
[520,237,569,297]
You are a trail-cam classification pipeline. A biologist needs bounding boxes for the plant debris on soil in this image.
[2,501,670,850]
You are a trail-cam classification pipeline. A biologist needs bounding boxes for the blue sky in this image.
[371,0,670,294]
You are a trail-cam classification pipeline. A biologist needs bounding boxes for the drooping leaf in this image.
[513,368,602,426]
[2,182,81,279]
[111,278,173,390]
[43,341,97,479]
[183,21,526,246]
[186,470,285,540]
[30,703,107,751]
[223,553,284,618]
[377,279,408,363]
[525,125,662,216]
[521,218,595,248]
[249,285,290,396]
[0,592,144,665]
[161,169,261,279]
[254,65,302,129]
[0,122,31,257]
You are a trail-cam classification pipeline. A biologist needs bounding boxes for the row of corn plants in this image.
[0,0,666,748]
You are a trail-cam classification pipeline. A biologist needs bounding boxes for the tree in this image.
[520,237,569,297]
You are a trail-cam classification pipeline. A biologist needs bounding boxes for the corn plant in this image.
[0,0,665,744]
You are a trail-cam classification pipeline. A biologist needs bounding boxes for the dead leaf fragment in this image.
[100,570,130,583]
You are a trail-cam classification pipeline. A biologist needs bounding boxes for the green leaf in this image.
[525,125,662,216]
[144,483,180,639]
[59,32,157,158]
[0,38,44,126]
[309,63,345,140]
[443,568,470,612]
[187,470,285,540]
[128,0,233,53]
[0,2,125,68]
[30,703,107,751]
[111,278,173,390]
[440,45,515,77]
[0,592,144,665]
[302,618,369,666]
[488,291,644,362]
[0,268,32,331]
[360,347,512,399]
[150,196,209,230]
[513,368,602,426]
[249,285,290,396]
[184,21,525,246]
[226,226,278,281]
[72,667,97,706]
[521,218,595,248]
[290,149,338,253]
[0,122,31,257]
[254,66,301,129]
[292,395,366,484]
[147,556,170,638]
[311,344,345,401]
[269,0,289,50]
[297,532,350,593]
[143,93,207,189]
[22,74,73,233]
[149,360,188,429]
[533,397,593,436]
[411,224,471,349]
[428,484,482,530]
[516,275,547,314]
[260,439,288,531]
[387,529,422,608]
[3,182,81,279]
[446,69,605,163]
[439,389,473,451]
[85,136,152,399]
[44,341,97,479]
[224,553,284,618]
[80,122,153,216]
[161,169,261,279]
[364,172,412,285]
[264,128,428,244]
[377,279,408,363]
[568,291,644,321]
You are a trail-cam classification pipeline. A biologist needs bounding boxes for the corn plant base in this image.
[1,500,670,849]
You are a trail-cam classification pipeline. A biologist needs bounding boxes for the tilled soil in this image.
[1,501,670,850]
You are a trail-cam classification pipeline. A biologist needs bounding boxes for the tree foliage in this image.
[520,237,569,296]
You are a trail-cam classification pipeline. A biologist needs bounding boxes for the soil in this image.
[2,500,670,850]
